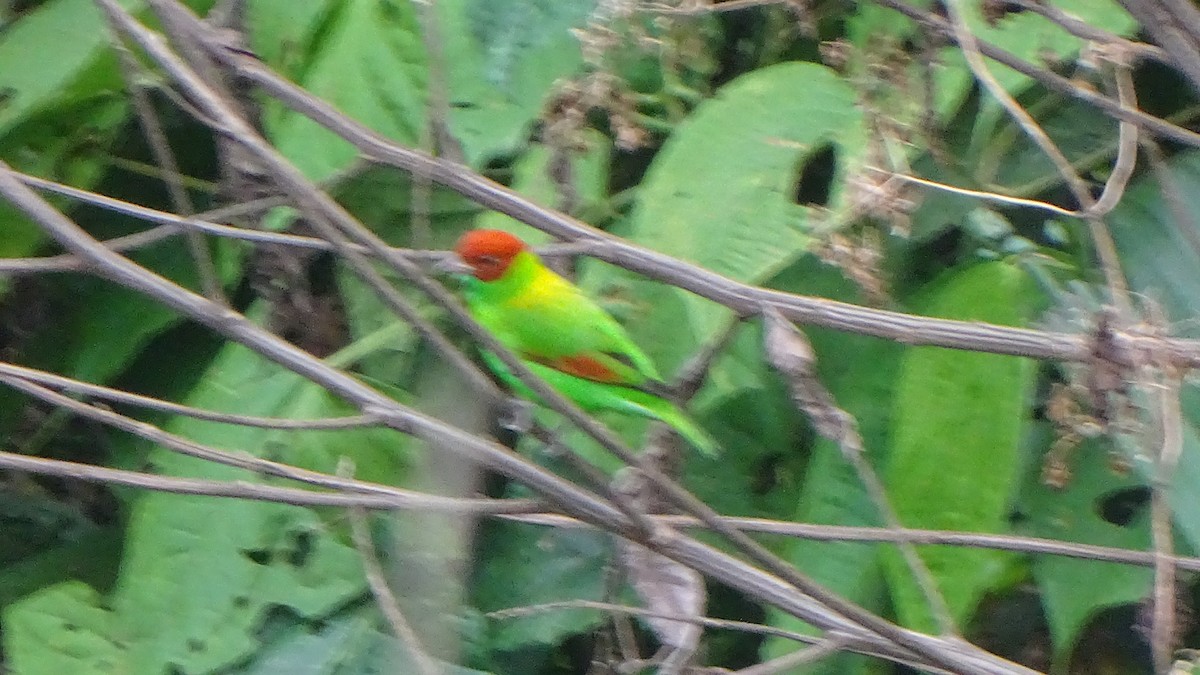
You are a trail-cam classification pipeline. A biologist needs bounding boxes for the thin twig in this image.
[489,600,949,673]
[344,461,441,675]
[503,512,1200,572]
[944,0,1131,313]
[113,38,226,305]
[875,168,1078,217]
[0,445,530,513]
[735,636,851,675]
[488,598,817,646]
[0,361,378,430]
[1088,58,1140,218]
[1150,356,1184,673]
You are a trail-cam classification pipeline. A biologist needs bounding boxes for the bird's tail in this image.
[488,354,720,457]
[616,388,720,458]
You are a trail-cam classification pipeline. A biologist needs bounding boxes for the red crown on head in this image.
[455,229,527,281]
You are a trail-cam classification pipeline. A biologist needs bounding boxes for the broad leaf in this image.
[265,0,427,181]
[472,520,610,652]
[104,317,406,673]
[439,0,594,165]
[588,61,866,381]
[883,260,1036,631]
[5,582,124,675]
[1018,433,1152,663]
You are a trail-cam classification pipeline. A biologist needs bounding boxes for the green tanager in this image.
[455,229,717,456]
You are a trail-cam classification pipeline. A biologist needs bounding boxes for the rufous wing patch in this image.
[534,354,627,384]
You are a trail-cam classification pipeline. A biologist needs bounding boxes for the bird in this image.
[454,229,717,456]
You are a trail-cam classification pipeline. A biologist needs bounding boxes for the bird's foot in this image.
[496,397,535,435]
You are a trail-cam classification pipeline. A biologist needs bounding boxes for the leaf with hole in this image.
[1018,432,1152,663]
[585,61,866,388]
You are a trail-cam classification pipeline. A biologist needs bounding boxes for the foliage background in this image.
[0,0,1198,673]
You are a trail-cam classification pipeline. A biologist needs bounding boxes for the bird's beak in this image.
[434,256,472,277]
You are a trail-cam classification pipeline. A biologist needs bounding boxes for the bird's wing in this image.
[531,283,664,386]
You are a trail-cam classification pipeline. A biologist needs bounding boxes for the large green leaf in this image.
[586,61,866,381]
[1018,432,1152,663]
[883,260,1036,631]
[264,0,427,181]
[5,582,124,675]
[439,0,594,165]
[2,315,414,674]
[472,521,610,652]
[757,258,902,675]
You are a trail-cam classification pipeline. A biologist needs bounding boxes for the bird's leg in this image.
[495,396,535,436]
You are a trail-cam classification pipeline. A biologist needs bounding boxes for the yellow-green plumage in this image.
[456,231,717,456]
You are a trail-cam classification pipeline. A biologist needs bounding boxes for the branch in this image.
[158,15,1200,371]
[1,151,1019,674]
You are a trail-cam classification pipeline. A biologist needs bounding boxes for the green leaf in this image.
[883,260,1036,631]
[1018,433,1152,662]
[439,0,594,165]
[759,258,901,675]
[0,0,214,259]
[247,0,339,78]
[0,0,127,133]
[935,0,1136,120]
[472,521,610,651]
[265,0,426,181]
[97,314,410,673]
[588,61,866,377]
[0,527,120,609]
[4,582,124,675]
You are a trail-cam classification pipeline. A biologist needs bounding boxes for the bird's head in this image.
[455,229,527,281]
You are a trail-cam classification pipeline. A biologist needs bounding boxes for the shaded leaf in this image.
[1107,149,1200,553]
[473,521,610,651]
[4,582,124,675]
[245,604,492,675]
[265,0,426,181]
[439,0,594,165]
[1018,432,1152,662]
[883,260,1036,631]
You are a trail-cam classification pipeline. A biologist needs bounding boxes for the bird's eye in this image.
[480,255,500,265]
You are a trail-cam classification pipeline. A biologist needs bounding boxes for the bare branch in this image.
[0,445,529,513]
[345,469,441,675]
